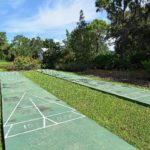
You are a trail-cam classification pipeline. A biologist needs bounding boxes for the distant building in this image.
[38,48,48,60]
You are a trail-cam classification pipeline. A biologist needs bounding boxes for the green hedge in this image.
[93,53,150,71]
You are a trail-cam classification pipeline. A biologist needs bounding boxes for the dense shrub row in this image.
[54,52,150,73]
[142,60,150,73]
[93,52,150,71]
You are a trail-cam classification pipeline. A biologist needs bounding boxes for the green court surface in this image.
[39,69,150,106]
[0,72,136,150]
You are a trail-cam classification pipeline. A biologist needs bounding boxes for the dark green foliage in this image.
[61,11,108,70]
[0,32,6,46]
[0,34,44,62]
[69,27,97,62]
[96,0,150,59]
[142,60,150,73]
[94,53,119,70]
[29,37,43,59]
[42,39,63,68]
[130,52,150,69]
[93,53,130,70]
[11,35,43,59]
[61,62,94,71]
[41,12,108,70]
[69,10,95,63]
[11,35,31,57]
[70,14,108,63]
[88,19,109,53]
[77,10,87,28]
[93,52,150,70]
[0,32,11,60]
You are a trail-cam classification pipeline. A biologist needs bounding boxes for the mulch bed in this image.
[79,69,150,88]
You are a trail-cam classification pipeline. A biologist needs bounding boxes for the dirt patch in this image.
[2,82,24,89]
[4,96,19,102]
[37,105,52,112]
[8,119,16,123]
[44,97,60,101]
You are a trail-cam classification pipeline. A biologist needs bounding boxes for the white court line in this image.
[33,95,76,111]
[4,110,75,127]
[30,98,44,118]
[30,98,58,127]
[4,118,42,127]
[6,116,85,139]
[4,93,26,127]
[5,124,13,138]
[45,117,58,124]
[18,102,55,109]
[43,117,46,128]
[30,98,46,127]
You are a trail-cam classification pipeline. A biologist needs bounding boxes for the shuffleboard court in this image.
[0,72,136,150]
[38,69,150,106]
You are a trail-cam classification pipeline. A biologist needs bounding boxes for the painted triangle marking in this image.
[4,93,26,127]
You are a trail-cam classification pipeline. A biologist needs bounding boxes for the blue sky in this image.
[0,0,107,42]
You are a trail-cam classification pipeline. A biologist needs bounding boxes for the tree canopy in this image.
[64,10,108,63]
[0,1,149,71]
[96,0,150,58]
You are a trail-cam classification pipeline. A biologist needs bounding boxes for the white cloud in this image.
[5,0,98,33]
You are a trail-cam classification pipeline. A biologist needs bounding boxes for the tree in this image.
[68,10,92,62]
[0,32,11,60]
[29,37,43,59]
[42,39,63,68]
[0,32,7,46]
[88,19,108,53]
[77,10,87,28]
[96,0,150,59]
[11,35,31,57]
[66,11,108,63]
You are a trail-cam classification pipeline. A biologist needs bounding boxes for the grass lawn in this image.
[22,71,150,150]
[0,60,12,71]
